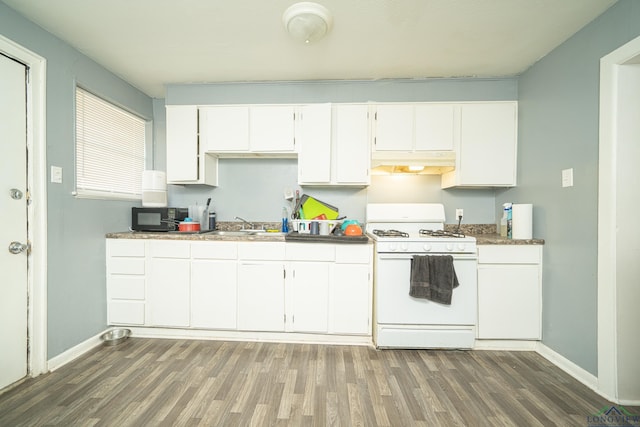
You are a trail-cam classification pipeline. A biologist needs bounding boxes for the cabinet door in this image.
[290,263,329,333]
[458,103,517,186]
[373,104,413,151]
[414,104,455,151]
[147,258,191,327]
[250,105,295,152]
[331,264,371,335]
[201,106,249,152]
[166,105,198,182]
[237,262,285,331]
[477,265,540,339]
[334,105,370,184]
[191,260,237,329]
[297,104,332,184]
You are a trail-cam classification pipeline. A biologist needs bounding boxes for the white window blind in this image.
[75,87,146,199]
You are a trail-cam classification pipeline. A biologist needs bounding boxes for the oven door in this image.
[375,252,477,326]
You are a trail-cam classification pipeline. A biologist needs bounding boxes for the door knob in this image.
[8,241,29,254]
[10,188,23,200]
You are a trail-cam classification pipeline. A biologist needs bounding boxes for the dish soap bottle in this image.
[281,207,289,233]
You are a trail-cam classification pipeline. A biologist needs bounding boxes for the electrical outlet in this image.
[456,208,464,219]
[562,168,574,187]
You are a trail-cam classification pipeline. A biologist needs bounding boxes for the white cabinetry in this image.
[477,245,542,340]
[286,243,334,333]
[106,239,146,325]
[237,242,286,332]
[165,105,218,186]
[201,105,296,154]
[331,245,372,335]
[442,102,517,188]
[298,104,370,186]
[191,242,238,329]
[147,240,191,327]
[372,103,455,152]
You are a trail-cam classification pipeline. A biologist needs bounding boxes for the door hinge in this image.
[284,269,286,279]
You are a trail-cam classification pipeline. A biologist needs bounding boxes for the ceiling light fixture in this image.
[283,2,333,44]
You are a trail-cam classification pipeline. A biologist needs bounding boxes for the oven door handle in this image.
[377,253,478,260]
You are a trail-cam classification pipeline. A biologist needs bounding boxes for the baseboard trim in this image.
[535,342,600,393]
[128,327,374,347]
[474,340,538,351]
[47,329,107,372]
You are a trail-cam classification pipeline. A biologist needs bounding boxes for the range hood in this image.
[371,151,455,175]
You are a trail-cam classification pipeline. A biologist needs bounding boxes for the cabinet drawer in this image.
[108,276,145,300]
[285,243,334,261]
[108,301,145,325]
[238,242,285,260]
[478,245,541,264]
[107,239,145,257]
[335,244,372,264]
[109,258,145,275]
[149,240,191,258]
[192,241,238,259]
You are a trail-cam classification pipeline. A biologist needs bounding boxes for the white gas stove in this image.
[365,203,478,349]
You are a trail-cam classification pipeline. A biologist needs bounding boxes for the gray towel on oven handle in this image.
[410,255,459,305]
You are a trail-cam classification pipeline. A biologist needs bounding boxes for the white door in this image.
[290,262,329,333]
[0,53,28,389]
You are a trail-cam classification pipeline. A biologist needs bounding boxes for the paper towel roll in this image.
[512,204,533,239]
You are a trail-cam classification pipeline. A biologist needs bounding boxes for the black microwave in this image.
[131,207,188,232]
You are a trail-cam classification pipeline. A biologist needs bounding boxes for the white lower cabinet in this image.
[106,239,372,340]
[147,241,191,327]
[237,242,286,332]
[106,239,146,325]
[237,262,285,331]
[477,245,542,340]
[190,241,238,329]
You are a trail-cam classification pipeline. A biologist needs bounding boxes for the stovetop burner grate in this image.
[372,229,410,238]
[419,229,466,238]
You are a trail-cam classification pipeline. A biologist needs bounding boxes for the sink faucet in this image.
[234,216,255,230]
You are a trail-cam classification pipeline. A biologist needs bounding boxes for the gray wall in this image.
[498,0,640,375]
[0,3,153,358]
[163,79,516,224]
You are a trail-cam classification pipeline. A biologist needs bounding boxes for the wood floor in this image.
[0,338,637,426]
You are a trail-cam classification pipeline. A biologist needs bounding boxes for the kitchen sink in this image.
[206,229,287,236]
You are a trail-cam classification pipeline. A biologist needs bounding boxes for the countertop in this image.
[106,231,372,244]
[107,224,543,245]
[445,224,545,245]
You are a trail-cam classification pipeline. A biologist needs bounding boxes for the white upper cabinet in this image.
[250,105,296,152]
[297,104,332,183]
[333,104,371,185]
[414,103,456,151]
[200,106,249,152]
[441,102,517,188]
[166,105,218,186]
[298,104,370,186]
[373,104,414,151]
[373,103,456,152]
[201,105,296,154]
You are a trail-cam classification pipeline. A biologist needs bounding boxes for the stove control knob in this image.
[400,243,409,252]
[423,244,432,251]
[446,243,454,251]
[389,243,397,252]
[457,243,466,251]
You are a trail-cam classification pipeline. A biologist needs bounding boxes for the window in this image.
[75,87,146,200]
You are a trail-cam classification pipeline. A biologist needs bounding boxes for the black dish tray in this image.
[285,232,369,244]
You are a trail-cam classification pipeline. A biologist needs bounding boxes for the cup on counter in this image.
[310,221,319,235]
[189,205,209,231]
[319,222,330,235]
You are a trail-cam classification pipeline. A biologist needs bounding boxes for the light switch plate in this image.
[562,168,573,188]
[51,166,63,184]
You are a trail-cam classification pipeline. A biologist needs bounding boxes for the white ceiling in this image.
[2,0,617,98]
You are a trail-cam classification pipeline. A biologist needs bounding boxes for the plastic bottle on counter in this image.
[506,203,513,239]
[281,207,289,233]
[209,210,216,231]
[500,204,509,237]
